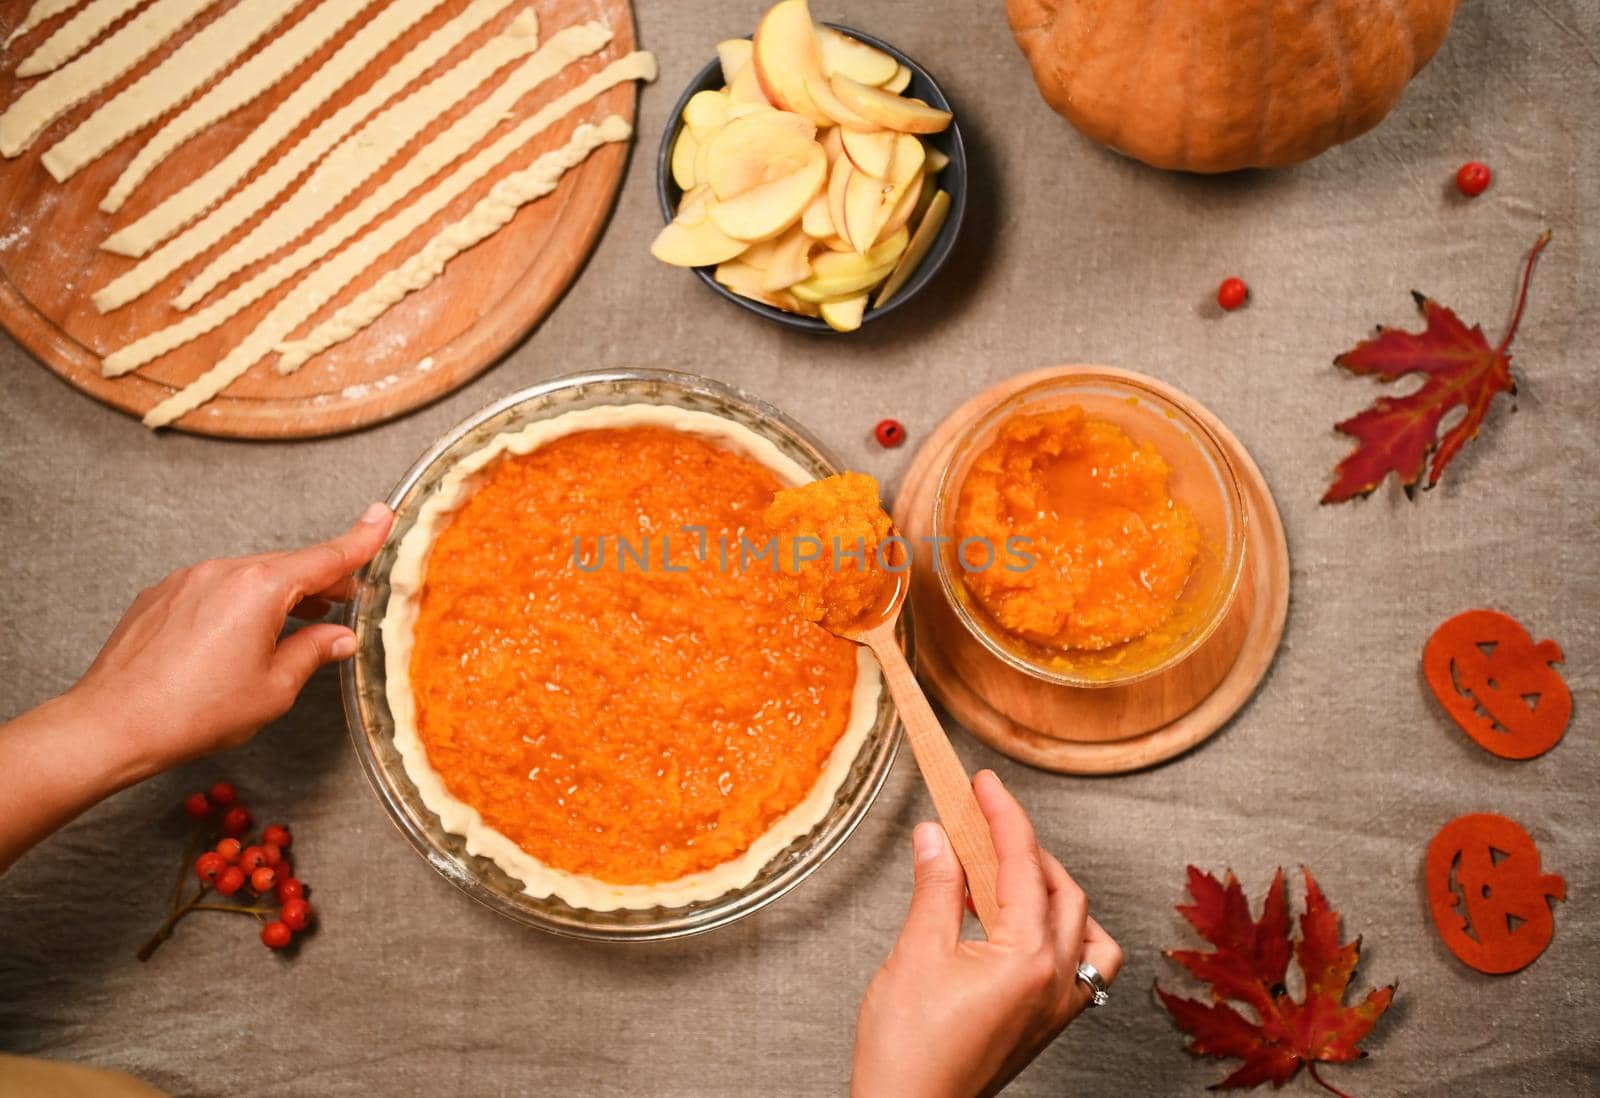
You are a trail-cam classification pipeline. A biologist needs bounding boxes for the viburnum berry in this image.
[874,418,906,448]
[262,824,292,851]
[275,877,305,904]
[260,843,283,868]
[221,807,252,837]
[279,898,313,932]
[183,792,212,820]
[215,866,246,896]
[214,838,242,864]
[250,866,278,894]
[1217,277,1249,311]
[208,781,238,808]
[261,921,292,950]
[238,845,268,874]
[1456,161,1492,197]
[195,851,228,885]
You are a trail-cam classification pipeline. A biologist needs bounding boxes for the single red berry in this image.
[215,866,246,896]
[238,845,267,873]
[195,851,228,885]
[250,866,278,894]
[262,824,292,851]
[275,860,293,882]
[221,806,252,836]
[280,898,313,932]
[207,781,238,808]
[275,877,306,904]
[261,921,292,950]
[873,418,906,448]
[183,792,212,820]
[1456,160,1492,197]
[214,838,242,864]
[260,842,283,868]
[1216,277,1248,311]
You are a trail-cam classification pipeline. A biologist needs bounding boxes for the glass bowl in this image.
[931,370,1248,688]
[342,368,904,941]
[655,24,967,334]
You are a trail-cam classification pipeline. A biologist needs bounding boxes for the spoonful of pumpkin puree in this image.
[764,473,1002,932]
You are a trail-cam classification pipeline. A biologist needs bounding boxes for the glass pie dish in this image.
[342,368,905,941]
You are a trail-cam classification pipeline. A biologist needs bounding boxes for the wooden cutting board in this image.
[0,0,638,438]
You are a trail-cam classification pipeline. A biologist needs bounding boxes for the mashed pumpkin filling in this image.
[954,407,1199,652]
[763,471,898,633]
[409,426,861,886]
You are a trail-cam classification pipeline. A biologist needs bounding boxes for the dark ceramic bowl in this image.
[655,24,966,333]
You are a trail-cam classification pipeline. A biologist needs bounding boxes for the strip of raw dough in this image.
[278,122,634,371]
[0,0,222,157]
[139,54,651,426]
[102,24,618,377]
[144,117,633,428]
[17,0,142,77]
[101,0,381,213]
[94,0,490,293]
[8,0,88,47]
[41,0,292,182]
[174,8,545,311]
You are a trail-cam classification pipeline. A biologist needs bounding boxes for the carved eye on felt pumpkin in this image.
[1004,0,1460,173]
[1423,609,1573,760]
[1425,813,1565,975]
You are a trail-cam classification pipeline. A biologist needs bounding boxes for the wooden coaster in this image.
[0,0,637,438]
[890,366,1290,775]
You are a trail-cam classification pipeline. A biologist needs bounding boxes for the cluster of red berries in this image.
[184,782,313,951]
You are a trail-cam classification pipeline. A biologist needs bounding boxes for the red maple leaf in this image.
[1322,230,1552,503]
[1156,867,1394,1096]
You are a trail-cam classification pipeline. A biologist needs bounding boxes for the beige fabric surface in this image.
[1,2,1596,1095]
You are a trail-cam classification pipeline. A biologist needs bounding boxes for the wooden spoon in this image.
[829,545,1002,934]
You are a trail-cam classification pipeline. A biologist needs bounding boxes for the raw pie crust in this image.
[382,405,883,911]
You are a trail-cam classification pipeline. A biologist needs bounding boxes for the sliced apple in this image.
[717,38,753,86]
[825,154,851,246]
[670,128,699,191]
[728,61,771,107]
[715,258,773,299]
[840,127,896,178]
[792,227,907,300]
[830,75,951,134]
[704,111,818,200]
[820,124,845,167]
[682,90,731,141]
[801,192,833,238]
[875,188,949,307]
[888,132,926,183]
[803,70,876,130]
[652,187,750,267]
[751,0,830,125]
[908,171,938,227]
[743,223,813,290]
[819,293,868,332]
[925,145,949,174]
[882,64,911,94]
[879,168,924,238]
[820,233,853,252]
[815,26,897,87]
[693,136,713,188]
[707,142,827,241]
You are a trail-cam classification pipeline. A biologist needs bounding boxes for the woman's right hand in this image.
[850,770,1122,1097]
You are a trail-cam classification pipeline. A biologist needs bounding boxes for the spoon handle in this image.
[867,626,1001,934]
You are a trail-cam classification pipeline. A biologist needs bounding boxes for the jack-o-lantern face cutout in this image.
[1426,813,1565,974]
[1423,610,1572,760]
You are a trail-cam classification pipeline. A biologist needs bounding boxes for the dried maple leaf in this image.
[1322,230,1552,503]
[1156,867,1394,1096]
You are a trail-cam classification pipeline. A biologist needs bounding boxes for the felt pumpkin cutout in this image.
[1004,0,1460,173]
[1426,813,1565,974]
[1423,610,1572,760]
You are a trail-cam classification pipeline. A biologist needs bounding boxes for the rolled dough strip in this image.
[0,0,222,157]
[17,0,143,77]
[278,119,635,371]
[145,117,634,429]
[41,0,293,182]
[94,0,491,297]
[102,24,618,377]
[8,0,89,47]
[101,0,381,213]
[140,55,652,428]
[174,8,546,311]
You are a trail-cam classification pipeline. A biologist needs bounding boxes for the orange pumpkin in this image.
[1005,0,1460,173]
[1425,813,1565,975]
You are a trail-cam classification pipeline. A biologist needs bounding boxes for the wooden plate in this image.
[0,0,638,438]
[891,365,1291,775]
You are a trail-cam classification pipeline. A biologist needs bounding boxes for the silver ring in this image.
[1075,962,1110,1008]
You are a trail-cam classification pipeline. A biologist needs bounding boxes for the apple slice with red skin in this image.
[652,186,750,267]
[841,134,923,252]
[830,75,950,133]
[717,38,752,85]
[707,142,828,241]
[840,127,895,178]
[752,0,830,125]
[815,26,897,86]
[704,111,817,200]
